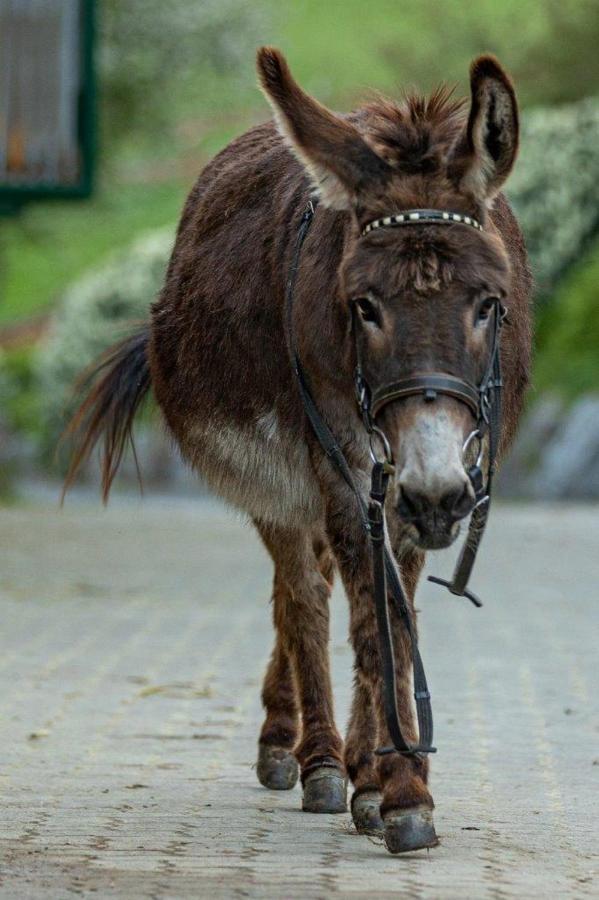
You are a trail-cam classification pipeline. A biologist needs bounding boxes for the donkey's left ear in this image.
[453,55,519,202]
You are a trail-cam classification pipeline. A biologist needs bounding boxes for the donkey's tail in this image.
[61,325,152,503]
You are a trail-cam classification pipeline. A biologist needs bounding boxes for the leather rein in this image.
[285,199,505,757]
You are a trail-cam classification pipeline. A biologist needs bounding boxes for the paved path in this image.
[0,498,597,898]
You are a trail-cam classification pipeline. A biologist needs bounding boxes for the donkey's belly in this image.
[181,409,323,526]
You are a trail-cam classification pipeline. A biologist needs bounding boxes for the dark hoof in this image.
[351,789,384,835]
[256,744,299,791]
[302,766,347,814]
[383,805,439,854]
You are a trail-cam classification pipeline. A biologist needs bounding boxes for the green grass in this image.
[0,178,186,324]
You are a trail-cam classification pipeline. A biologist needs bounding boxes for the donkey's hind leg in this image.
[257,534,336,790]
[257,574,300,790]
[255,520,346,813]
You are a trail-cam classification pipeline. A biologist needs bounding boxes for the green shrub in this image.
[506,99,599,397]
[36,94,599,450]
[534,239,599,398]
[1,347,40,438]
[508,98,599,295]
[36,227,173,448]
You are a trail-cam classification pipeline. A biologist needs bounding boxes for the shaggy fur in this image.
[65,48,532,824]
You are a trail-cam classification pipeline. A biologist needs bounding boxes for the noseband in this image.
[286,200,505,759]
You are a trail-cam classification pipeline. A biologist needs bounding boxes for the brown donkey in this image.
[65,48,532,853]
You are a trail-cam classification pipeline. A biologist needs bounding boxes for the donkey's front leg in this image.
[255,521,346,813]
[376,548,439,853]
[326,506,437,852]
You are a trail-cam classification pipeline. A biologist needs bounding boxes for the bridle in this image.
[286,199,505,758]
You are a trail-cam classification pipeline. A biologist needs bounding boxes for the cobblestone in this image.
[0,497,597,897]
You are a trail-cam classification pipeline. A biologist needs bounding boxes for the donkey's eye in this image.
[476,297,497,324]
[355,297,381,326]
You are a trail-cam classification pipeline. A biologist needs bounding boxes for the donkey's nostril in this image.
[397,485,428,522]
[441,483,475,521]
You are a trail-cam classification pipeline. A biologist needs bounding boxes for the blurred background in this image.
[1,0,599,501]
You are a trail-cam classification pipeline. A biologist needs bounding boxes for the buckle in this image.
[375,744,437,757]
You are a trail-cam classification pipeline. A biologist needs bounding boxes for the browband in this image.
[371,373,480,419]
[362,208,483,237]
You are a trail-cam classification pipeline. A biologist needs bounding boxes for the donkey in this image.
[65,48,532,854]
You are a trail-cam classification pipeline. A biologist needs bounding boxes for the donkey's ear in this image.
[453,55,519,202]
[257,47,391,210]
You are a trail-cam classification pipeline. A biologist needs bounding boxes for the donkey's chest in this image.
[183,409,323,526]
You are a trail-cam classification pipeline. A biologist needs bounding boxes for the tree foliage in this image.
[379,0,599,108]
[100,0,266,137]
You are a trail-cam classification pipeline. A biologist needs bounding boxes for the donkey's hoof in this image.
[256,744,299,791]
[302,766,347,813]
[351,789,384,835]
[383,806,439,854]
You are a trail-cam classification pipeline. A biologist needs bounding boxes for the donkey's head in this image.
[258,48,519,550]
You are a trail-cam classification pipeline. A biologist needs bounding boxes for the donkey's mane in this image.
[355,86,467,175]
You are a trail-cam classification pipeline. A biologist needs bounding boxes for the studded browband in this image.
[362,208,483,236]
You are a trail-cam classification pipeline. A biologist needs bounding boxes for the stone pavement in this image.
[0,496,597,898]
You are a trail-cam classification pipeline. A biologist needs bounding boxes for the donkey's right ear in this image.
[257,47,391,210]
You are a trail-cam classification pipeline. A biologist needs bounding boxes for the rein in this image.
[285,200,505,758]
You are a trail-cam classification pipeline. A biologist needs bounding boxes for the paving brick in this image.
[0,498,597,897]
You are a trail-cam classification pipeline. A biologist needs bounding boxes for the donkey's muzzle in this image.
[397,480,475,549]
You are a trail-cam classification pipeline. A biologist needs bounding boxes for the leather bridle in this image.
[286,199,505,758]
